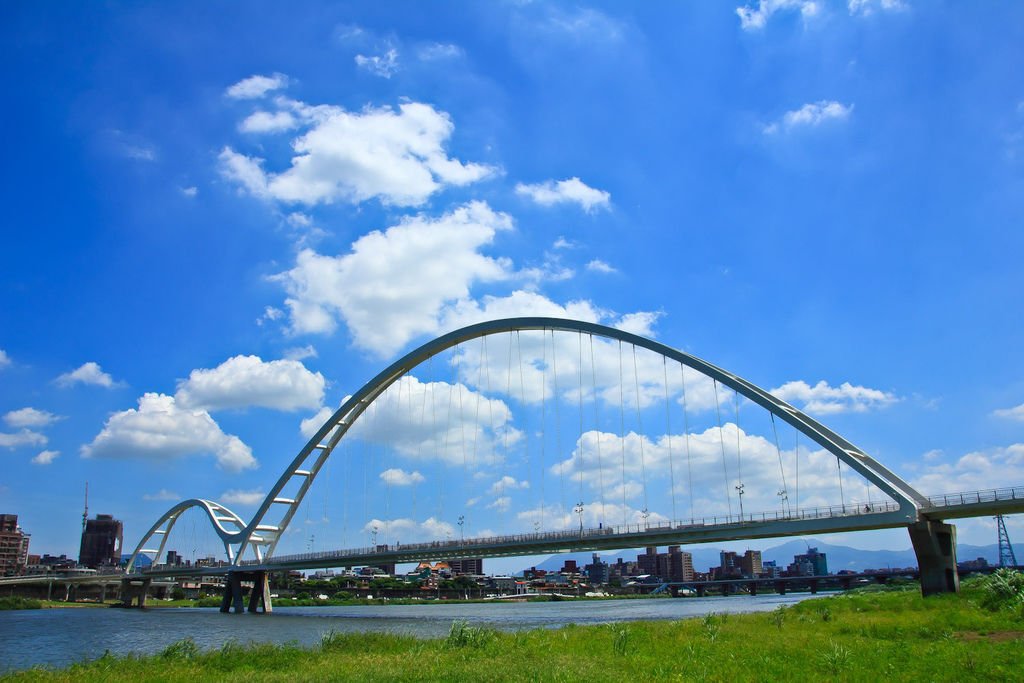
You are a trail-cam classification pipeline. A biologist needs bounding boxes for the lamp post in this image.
[641,508,650,529]
[371,525,378,548]
[458,515,465,544]
[735,483,745,520]
[574,502,585,535]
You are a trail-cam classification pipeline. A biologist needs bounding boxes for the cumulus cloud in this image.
[219,99,495,207]
[911,444,1024,495]
[763,101,853,134]
[355,48,400,78]
[0,430,47,449]
[770,380,898,414]
[361,516,454,543]
[180,186,198,198]
[283,345,318,361]
[586,259,616,274]
[489,475,529,495]
[346,375,517,467]
[220,488,266,506]
[239,110,298,133]
[300,406,336,440]
[31,450,59,465]
[736,0,819,30]
[271,201,514,355]
[175,355,325,412]
[993,403,1024,421]
[380,468,425,486]
[143,489,180,502]
[82,393,257,471]
[56,362,117,388]
[515,177,611,213]
[225,73,289,99]
[0,350,10,368]
[4,407,63,429]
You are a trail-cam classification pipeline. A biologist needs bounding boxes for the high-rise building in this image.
[740,550,762,578]
[0,514,30,576]
[719,550,741,578]
[666,546,694,582]
[788,547,828,576]
[79,514,123,568]
[637,546,659,575]
[448,557,483,575]
[584,553,610,585]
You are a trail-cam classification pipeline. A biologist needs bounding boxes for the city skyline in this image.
[2,2,1023,567]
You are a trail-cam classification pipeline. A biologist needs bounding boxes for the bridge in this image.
[117,317,1024,610]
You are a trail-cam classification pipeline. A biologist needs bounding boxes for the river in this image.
[0,594,819,672]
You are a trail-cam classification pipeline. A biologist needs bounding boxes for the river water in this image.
[0,594,818,672]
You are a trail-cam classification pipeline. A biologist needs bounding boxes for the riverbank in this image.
[4,578,1022,681]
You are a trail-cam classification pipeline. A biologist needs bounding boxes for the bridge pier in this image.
[120,578,151,607]
[220,571,272,614]
[909,520,959,596]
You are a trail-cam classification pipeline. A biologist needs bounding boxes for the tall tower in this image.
[997,515,1018,567]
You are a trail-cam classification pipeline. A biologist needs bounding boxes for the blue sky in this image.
[2,1,1023,568]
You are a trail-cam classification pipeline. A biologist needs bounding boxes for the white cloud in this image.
[82,393,257,472]
[272,201,513,355]
[993,403,1024,421]
[225,73,289,100]
[586,259,617,274]
[300,406,335,440]
[220,100,495,207]
[143,489,180,502]
[362,516,454,543]
[56,362,117,388]
[763,101,853,134]
[346,375,517,467]
[31,450,59,466]
[553,237,575,250]
[355,48,400,78]
[489,475,529,495]
[0,430,48,449]
[380,468,426,486]
[614,311,662,337]
[180,186,198,198]
[848,0,906,16]
[487,496,512,512]
[0,349,9,369]
[417,42,463,61]
[283,345,318,361]
[911,444,1024,495]
[515,177,611,213]
[175,355,325,412]
[736,0,819,30]
[257,306,284,326]
[220,488,266,506]
[770,380,898,414]
[239,110,298,133]
[4,407,62,429]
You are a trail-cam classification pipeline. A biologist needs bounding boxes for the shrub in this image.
[978,568,1024,612]
[445,620,496,649]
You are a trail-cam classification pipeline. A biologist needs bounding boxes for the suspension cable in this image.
[663,356,677,522]
[551,330,565,526]
[713,378,733,517]
[734,389,744,519]
[632,344,649,520]
[769,413,791,516]
[589,334,606,525]
[577,331,585,508]
[539,329,548,530]
[680,364,695,521]
[618,340,627,527]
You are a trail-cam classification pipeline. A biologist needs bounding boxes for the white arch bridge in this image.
[125,317,1024,607]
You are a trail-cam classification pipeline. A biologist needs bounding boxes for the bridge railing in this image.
[244,499,901,568]
[924,486,1024,509]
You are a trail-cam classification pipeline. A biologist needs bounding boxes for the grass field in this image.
[3,575,1023,681]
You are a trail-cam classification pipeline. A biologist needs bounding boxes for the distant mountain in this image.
[524,540,1001,575]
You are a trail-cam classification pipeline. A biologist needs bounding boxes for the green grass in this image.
[4,580,1024,682]
[0,597,42,610]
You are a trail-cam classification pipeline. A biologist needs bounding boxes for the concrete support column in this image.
[775,581,786,595]
[138,579,151,608]
[246,572,273,613]
[748,581,757,596]
[220,572,246,614]
[909,520,960,596]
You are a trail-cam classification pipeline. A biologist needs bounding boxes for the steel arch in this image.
[133,317,928,568]
[125,498,247,572]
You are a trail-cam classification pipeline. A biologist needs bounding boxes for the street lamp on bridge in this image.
[574,502,584,534]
